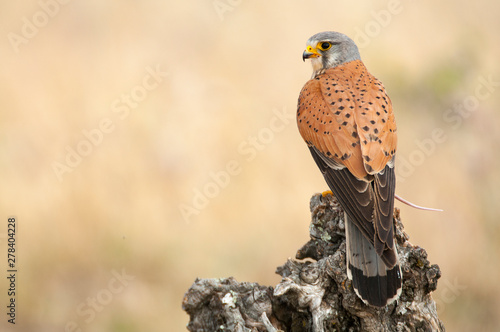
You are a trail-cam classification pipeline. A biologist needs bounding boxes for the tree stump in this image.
[182,193,445,331]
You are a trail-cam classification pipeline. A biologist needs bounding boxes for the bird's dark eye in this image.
[318,42,332,51]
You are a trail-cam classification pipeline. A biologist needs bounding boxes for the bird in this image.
[297,31,402,307]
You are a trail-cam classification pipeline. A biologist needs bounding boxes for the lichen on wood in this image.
[182,193,444,332]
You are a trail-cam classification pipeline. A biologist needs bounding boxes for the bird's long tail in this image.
[345,213,402,307]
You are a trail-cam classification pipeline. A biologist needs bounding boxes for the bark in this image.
[182,193,445,332]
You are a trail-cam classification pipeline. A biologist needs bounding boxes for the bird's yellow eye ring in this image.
[317,42,332,51]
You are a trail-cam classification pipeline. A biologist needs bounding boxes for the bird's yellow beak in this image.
[302,45,321,61]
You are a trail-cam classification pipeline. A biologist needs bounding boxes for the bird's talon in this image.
[321,190,333,197]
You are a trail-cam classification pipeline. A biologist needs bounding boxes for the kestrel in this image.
[297,31,402,307]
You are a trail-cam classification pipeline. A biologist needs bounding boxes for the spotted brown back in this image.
[297,60,397,178]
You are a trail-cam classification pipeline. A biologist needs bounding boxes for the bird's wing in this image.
[308,146,397,267]
[297,69,366,179]
[338,62,397,174]
[297,60,398,266]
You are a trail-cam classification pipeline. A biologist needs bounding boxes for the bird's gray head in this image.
[302,31,361,77]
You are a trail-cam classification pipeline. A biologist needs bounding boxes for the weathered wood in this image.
[182,193,444,332]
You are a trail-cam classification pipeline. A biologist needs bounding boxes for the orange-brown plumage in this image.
[297,60,397,179]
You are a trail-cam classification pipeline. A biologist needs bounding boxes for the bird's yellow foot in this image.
[321,190,333,197]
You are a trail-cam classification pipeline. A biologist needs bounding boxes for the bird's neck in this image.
[310,57,325,78]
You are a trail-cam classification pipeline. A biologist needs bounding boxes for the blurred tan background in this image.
[0,0,499,331]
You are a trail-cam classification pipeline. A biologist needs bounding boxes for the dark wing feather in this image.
[374,166,396,248]
[309,146,397,268]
